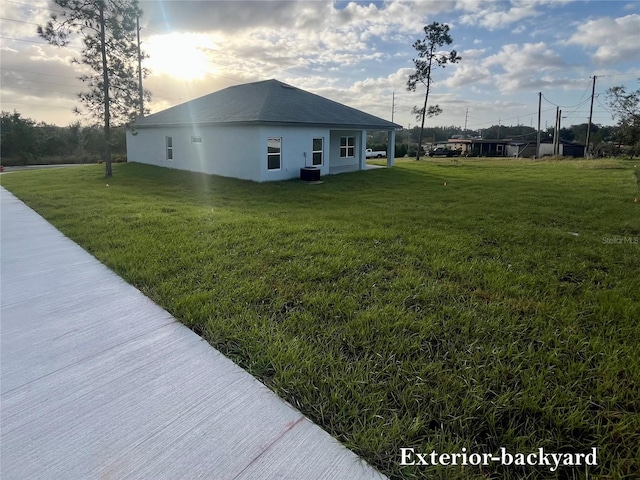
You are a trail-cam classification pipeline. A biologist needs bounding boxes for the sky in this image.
[1,0,639,132]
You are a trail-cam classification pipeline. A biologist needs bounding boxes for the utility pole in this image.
[391,91,395,122]
[536,92,541,158]
[136,15,144,117]
[585,75,596,157]
[553,108,563,156]
[464,107,468,132]
[558,109,562,156]
[552,107,559,156]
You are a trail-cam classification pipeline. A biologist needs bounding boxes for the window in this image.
[166,136,173,160]
[267,138,281,170]
[340,136,355,158]
[497,144,504,153]
[312,138,323,166]
[191,136,202,144]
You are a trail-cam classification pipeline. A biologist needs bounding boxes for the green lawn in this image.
[2,158,639,479]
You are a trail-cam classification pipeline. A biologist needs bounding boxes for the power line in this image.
[0,35,50,44]
[572,82,593,109]
[1,16,125,47]
[140,26,163,36]
[466,108,556,128]
[541,92,591,109]
[0,17,39,26]
[2,77,82,88]
[1,84,77,96]
[3,0,66,15]
[0,101,74,110]
[596,73,635,78]
[0,67,80,78]
[0,35,82,54]
[542,93,589,108]
[595,96,614,118]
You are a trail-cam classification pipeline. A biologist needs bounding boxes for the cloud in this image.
[292,68,415,122]
[566,14,640,65]
[482,42,567,91]
[2,0,633,130]
[0,0,52,39]
[138,0,443,99]
[0,44,88,110]
[484,42,565,70]
[444,62,491,88]
[458,0,575,30]
[459,1,540,30]
[142,0,428,36]
[140,1,304,33]
[62,3,570,124]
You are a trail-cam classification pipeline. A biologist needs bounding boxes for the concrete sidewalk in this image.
[0,187,387,480]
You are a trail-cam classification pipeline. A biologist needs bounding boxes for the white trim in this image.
[312,137,323,166]
[340,136,355,158]
[166,136,173,161]
[267,137,282,170]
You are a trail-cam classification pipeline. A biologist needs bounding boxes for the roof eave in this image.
[131,120,402,130]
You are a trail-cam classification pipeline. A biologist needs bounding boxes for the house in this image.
[468,139,509,156]
[432,140,470,155]
[506,142,536,158]
[444,139,472,154]
[539,139,585,157]
[437,138,509,156]
[126,80,402,182]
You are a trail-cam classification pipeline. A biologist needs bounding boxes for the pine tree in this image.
[38,0,150,177]
[407,22,460,161]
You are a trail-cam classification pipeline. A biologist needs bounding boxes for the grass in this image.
[2,158,639,479]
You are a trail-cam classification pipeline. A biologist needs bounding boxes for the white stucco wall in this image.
[127,124,373,182]
[127,125,262,181]
[256,126,331,181]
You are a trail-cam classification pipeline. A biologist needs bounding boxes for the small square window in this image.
[191,136,202,143]
[340,136,355,158]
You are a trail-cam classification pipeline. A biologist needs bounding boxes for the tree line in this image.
[1,111,126,166]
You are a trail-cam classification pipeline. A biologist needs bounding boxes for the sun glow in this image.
[145,33,216,81]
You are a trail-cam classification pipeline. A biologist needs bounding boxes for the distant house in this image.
[440,138,509,156]
[539,139,585,157]
[434,139,470,155]
[507,142,536,158]
[126,80,401,182]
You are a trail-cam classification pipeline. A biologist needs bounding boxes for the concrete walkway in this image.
[0,187,387,480]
